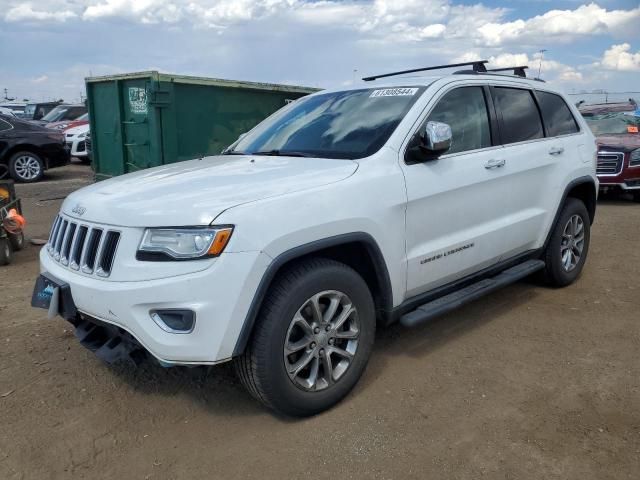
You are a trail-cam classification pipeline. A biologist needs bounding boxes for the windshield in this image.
[42,105,85,122]
[228,87,424,159]
[583,111,640,135]
[42,106,68,122]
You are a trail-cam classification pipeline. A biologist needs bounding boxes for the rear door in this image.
[401,83,514,298]
[490,85,578,257]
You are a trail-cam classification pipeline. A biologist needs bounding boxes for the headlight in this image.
[78,132,87,138]
[137,226,233,260]
[630,148,640,167]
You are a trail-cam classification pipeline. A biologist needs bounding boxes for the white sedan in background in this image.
[0,107,16,116]
[64,123,90,163]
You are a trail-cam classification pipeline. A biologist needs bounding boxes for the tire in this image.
[80,156,91,165]
[234,257,376,417]
[542,197,591,287]
[8,231,25,251]
[9,151,44,183]
[633,192,640,203]
[0,238,12,266]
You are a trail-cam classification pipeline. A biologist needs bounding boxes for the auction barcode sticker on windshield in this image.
[370,88,418,98]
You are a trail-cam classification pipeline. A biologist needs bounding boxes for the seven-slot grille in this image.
[47,215,120,278]
[596,151,624,176]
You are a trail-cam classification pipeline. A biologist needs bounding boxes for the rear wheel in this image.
[542,198,590,287]
[0,238,12,266]
[234,257,375,417]
[9,151,44,183]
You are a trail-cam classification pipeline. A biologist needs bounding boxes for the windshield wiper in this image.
[252,150,310,157]
[221,150,246,155]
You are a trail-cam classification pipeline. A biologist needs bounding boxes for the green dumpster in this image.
[85,71,319,180]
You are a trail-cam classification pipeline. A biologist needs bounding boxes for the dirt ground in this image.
[1,163,639,479]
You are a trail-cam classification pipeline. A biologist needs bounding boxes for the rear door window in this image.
[536,91,579,136]
[493,87,544,144]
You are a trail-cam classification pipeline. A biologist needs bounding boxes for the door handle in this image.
[549,147,564,156]
[484,158,506,169]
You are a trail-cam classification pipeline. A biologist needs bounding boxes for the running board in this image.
[400,259,545,328]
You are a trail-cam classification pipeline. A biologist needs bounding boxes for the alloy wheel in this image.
[14,155,41,181]
[284,290,360,391]
[560,214,585,272]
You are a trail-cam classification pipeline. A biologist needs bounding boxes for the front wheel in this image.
[235,257,376,417]
[542,198,591,287]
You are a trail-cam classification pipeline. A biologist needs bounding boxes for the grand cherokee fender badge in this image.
[72,204,86,216]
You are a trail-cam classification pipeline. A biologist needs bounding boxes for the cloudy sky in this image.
[1,0,639,102]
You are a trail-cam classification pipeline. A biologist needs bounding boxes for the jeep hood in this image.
[61,155,358,227]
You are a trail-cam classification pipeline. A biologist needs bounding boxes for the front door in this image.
[401,84,513,298]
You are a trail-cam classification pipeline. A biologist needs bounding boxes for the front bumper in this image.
[65,137,88,157]
[39,247,270,365]
[598,179,640,190]
[44,144,71,169]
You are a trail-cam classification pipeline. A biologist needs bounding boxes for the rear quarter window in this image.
[493,87,544,144]
[536,91,579,136]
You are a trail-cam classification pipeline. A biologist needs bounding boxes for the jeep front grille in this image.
[47,215,120,278]
[596,151,624,176]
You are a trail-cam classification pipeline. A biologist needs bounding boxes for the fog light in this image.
[150,309,195,333]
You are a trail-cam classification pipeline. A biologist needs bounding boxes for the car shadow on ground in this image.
[105,356,269,417]
[100,280,540,419]
[360,282,541,389]
[597,191,638,205]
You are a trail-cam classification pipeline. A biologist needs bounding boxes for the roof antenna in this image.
[537,49,547,79]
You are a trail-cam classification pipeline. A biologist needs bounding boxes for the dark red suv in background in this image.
[579,100,640,202]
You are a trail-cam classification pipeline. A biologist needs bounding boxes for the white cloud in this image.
[454,51,583,82]
[31,75,49,84]
[599,43,640,72]
[477,3,640,47]
[83,0,184,24]
[5,2,76,22]
[1,1,639,98]
[420,24,446,39]
[3,1,638,52]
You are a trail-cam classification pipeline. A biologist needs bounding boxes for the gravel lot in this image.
[1,163,639,479]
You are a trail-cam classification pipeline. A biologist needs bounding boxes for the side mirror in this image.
[422,121,452,154]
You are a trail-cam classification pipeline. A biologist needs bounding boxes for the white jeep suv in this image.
[33,62,597,416]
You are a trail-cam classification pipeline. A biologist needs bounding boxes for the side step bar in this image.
[400,259,545,328]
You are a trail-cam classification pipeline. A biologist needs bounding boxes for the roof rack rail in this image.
[362,60,488,82]
[487,66,528,78]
